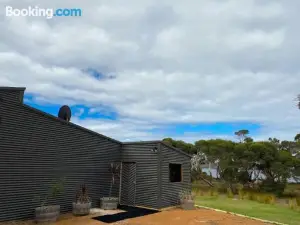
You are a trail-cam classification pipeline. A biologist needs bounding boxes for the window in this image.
[169,163,182,182]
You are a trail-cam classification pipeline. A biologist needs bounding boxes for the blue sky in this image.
[24,92,262,142]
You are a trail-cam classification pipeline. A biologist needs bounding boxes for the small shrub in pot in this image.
[179,189,195,210]
[73,183,91,216]
[100,162,120,210]
[34,177,65,223]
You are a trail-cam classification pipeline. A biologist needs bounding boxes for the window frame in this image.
[169,163,182,183]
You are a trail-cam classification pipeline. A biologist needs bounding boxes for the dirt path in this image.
[119,209,269,225]
[0,208,270,225]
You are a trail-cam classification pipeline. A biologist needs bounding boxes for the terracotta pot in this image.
[73,202,91,216]
[35,205,60,223]
[100,197,119,210]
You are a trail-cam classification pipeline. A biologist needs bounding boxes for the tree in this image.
[191,151,213,186]
[162,138,197,154]
[294,133,300,142]
[234,129,249,143]
[244,137,254,143]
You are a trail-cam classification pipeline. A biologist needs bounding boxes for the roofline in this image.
[0,87,26,91]
[22,103,122,145]
[123,140,192,158]
[160,141,192,158]
[122,140,161,145]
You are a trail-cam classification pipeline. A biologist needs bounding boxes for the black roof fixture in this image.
[58,105,71,122]
[150,147,158,153]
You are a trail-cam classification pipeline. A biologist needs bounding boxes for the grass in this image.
[195,196,300,225]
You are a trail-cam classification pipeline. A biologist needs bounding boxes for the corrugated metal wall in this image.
[0,99,122,221]
[121,143,159,209]
[159,143,191,209]
[0,89,24,104]
[120,162,136,206]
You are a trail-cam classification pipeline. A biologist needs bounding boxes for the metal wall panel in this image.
[0,89,24,104]
[120,162,136,206]
[0,100,122,221]
[159,143,191,209]
[121,143,159,209]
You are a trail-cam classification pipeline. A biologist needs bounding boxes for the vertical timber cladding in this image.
[0,100,122,222]
[121,142,159,209]
[160,143,191,209]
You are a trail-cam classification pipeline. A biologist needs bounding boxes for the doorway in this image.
[120,162,136,206]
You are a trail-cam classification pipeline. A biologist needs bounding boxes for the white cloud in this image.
[1,0,300,142]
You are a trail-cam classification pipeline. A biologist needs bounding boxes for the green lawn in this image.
[195,196,300,225]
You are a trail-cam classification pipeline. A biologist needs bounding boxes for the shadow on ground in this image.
[93,205,159,223]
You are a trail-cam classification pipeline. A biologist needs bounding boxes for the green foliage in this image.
[294,134,300,142]
[237,184,244,199]
[288,198,297,210]
[296,197,300,207]
[164,131,300,196]
[33,177,65,207]
[259,179,286,196]
[226,187,234,198]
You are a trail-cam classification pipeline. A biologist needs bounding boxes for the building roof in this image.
[0,87,26,91]
[123,140,192,158]
[2,86,192,158]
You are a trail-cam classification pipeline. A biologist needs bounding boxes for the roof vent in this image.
[58,105,71,122]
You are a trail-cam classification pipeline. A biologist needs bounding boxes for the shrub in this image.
[75,183,90,203]
[288,198,296,210]
[237,184,244,200]
[296,197,300,207]
[209,188,214,196]
[245,192,256,201]
[33,177,65,207]
[265,194,276,205]
[256,194,265,203]
[259,179,286,196]
[226,188,234,198]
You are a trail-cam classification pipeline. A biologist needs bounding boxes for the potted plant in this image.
[34,177,65,223]
[179,189,195,210]
[73,183,91,216]
[100,162,120,210]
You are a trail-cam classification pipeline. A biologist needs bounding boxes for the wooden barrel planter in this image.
[180,199,195,210]
[35,205,60,223]
[72,202,91,216]
[100,197,119,210]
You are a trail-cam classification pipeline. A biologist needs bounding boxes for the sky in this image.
[1,0,300,143]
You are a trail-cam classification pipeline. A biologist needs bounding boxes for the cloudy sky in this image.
[1,0,300,142]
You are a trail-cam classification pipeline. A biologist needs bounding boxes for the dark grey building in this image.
[0,87,191,222]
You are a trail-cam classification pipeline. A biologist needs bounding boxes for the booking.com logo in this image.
[5,6,82,19]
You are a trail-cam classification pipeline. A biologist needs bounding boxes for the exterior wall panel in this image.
[0,88,24,103]
[159,143,191,209]
[0,101,121,221]
[121,143,159,209]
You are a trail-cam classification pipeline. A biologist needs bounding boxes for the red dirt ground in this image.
[0,208,269,225]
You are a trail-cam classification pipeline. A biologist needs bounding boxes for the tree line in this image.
[163,130,300,195]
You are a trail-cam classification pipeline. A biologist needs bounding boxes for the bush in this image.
[259,179,286,196]
[245,191,256,201]
[296,197,300,207]
[226,188,234,198]
[237,184,244,199]
[288,198,297,210]
[265,194,276,205]
[209,188,214,196]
